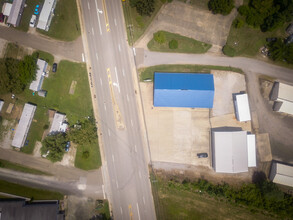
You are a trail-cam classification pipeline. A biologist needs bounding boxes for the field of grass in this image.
[139,64,243,81]
[0,179,63,200]
[0,159,51,175]
[15,0,43,32]
[148,31,211,53]
[4,43,24,59]
[74,140,101,170]
[122,0,164,45]
[37,0,81,41]
[33,50,54,66]
[152,177,276,220]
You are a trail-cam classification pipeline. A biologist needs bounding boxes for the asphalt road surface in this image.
[80,0,156,219]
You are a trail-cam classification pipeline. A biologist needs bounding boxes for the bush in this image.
[154,31,166,44]
[223,45,236,57]
[43,124,49,130]
[82,150,90,159]
[208,0,235,15]
[233,18,244,29]
[169,39,178,49]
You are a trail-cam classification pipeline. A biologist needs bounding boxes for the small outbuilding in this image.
[234,93,251,122]
[153,72,214,108]
[38,90,47,97]
[37,0,57,31]
[12,103,36,148]
[49,112,68,134]
[270,82,293,115]
[7,0,26,27]
[29,59,48,92]
[212,130,256,173]
[269,161,293,187]
[2,3,12,16]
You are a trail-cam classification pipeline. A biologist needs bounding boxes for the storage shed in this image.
[0,100,4,112]
[2,3,12,16]
[234,93,251,122]
[270,82,293,115]
[12,103,36,148]
[7,0,25,27]
[269,162,293,187]
[212,130,256,173]
[153,73,214,108]
[29,59,48,92]
[37,0,56,31]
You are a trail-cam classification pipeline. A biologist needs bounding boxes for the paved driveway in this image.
[0,26,83,62]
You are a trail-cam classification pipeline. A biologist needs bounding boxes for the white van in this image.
[29,15,37,27]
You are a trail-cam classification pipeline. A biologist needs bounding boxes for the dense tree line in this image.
[130,0,155,16]
[69,118,97,145]
[208,0,235,15]
[238,0,293,31]
[0,56,37,94]
[268,38,293,63]
[167,177,293,218]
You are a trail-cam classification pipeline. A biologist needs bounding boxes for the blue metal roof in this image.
[154,72,214,108]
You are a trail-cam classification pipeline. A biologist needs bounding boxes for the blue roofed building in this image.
[153,72,214,108]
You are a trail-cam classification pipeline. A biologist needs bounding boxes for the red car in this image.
[0,13,4,23]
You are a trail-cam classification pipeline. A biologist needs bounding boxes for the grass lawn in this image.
[152,177,277,220]
[4,43,24,59]
[33,50,54,66]
[122,0,164,45]
[0,159,51,175]
[75,139,101,170]
[0,179,63,200]
[16,0,43,32]
[37,0,81,41]
[148,31,211,53]
[139,64,243,81]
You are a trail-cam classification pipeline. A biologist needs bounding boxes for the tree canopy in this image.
[208,0,235,15]
[238,0,293,31]
[268,38,293,63]
[0,55,37,94]
[41,133,69,162]
[130,0,155,16]
[69,119,97,145]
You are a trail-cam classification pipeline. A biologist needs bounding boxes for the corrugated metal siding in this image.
[154,73,214,108]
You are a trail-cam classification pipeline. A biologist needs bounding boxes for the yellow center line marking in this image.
[102,0,110,32]
[128,205,133,219]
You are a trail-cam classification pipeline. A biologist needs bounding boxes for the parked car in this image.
[65,141,70,152]
[0,13,4,23]
[52,63,57,72]
[197,153,208,158]
[29,15,37,27]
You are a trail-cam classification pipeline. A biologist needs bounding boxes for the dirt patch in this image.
[0,119,16,149]
[69,81,77,95]
[65,196,97,220]
[33,141,42,157]
[0,39,7,58]
[57,144,77,167]
[256,133,272,162]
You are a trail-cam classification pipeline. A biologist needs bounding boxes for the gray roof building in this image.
[29,59,48,92]
[49,112,68,134]
[37,0,57,31]
[270,82,293,115]
[269,162,293,187]
[0,199,64,220]
[12,103,36,148]
[7,0,26,27]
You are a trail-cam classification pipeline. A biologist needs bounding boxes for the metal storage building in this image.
[12,103,36,148]
[29,59,47,92]
[7,0,25,27]
[36,0,56,31]
[212,130,256,173]
[270,82,293,115]
[234,93,251,122]
[49,112,67,134]
[153,72,214,108]
[269,162,293,187]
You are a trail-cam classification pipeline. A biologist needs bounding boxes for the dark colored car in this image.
[0,13,4,23]
[52,63,57,72]
[197,153,208,158]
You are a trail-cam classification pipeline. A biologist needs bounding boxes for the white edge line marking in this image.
[138,170,141,179]
[96,52,99,61]
[82,53,85,62]
[108,129,111,136]
[112,154,115,162]
[118,44,121,52]
[92,27,94,35]
[122,69,125,77]
[143,196,145,205]
[102,185,106,199]
[95,0,102,35]
[114,67,120,93]
[127,94,129,102]
[114,18,117,26]
[88,1,90,10]
[116,180,119,188]
[136,203,141,220]
[120,207,123,215]
[104,103,107,110]
[100,78,103,86]
[134,144,137,153]
[131,119,133,127]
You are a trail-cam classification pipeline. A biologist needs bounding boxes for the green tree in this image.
[130,0,155,16]
[41,133,68,162]
[69,119,97,145]
[233,18,244,29]
[154,31,166,44]
[268,38,287,61]
[208,0,235,15]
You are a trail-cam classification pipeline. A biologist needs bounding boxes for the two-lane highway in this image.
[80,0,156,219]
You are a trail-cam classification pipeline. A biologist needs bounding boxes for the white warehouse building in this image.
[37,0,57,31]
[12,103,36,148]
[234,93,251,122]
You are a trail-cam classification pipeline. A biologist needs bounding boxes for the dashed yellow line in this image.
[128,205,133,219]
[102,0,110,32]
